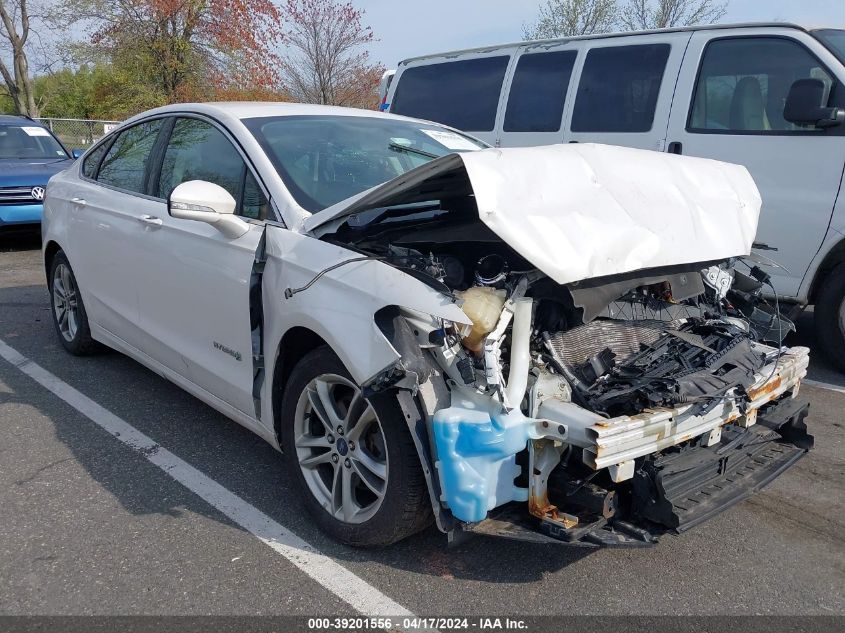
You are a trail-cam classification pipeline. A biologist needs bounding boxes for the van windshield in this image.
[244,115,486,213]
[815,29,845,64]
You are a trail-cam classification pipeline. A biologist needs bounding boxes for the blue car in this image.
[0,115,81,228]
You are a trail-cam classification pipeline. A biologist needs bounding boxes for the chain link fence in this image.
[35,118,121,150]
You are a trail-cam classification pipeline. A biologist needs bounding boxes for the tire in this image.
[815,261,845,372]
[48,251,101,355]
[280,346,432,547]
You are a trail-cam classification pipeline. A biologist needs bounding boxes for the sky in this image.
[361,0,845,67]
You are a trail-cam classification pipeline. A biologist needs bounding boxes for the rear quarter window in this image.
[390,56,510,132]
[81,142,110,179]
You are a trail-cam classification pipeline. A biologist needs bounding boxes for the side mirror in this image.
[71,148,84,159]
[169,180,250,239]
[784,78,845,128]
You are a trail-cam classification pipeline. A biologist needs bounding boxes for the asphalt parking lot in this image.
[1,230,843,621]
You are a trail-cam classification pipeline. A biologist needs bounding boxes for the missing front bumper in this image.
[461,396,812,548]
[630,397,811,533]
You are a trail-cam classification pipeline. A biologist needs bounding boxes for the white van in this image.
[383,23,845,369]
[378,69,396,111]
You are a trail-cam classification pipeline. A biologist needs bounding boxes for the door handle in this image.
[70,197,86,206]
[667,141,683,155]
[138,214,163,227]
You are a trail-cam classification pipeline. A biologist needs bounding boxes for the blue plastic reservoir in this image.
[433,391,532,523]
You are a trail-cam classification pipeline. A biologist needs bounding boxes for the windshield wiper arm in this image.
[387,142,439,160]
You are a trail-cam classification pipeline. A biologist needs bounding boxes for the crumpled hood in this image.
[304,143,761,285]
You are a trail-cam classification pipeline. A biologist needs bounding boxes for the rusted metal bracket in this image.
[528,439,578,530]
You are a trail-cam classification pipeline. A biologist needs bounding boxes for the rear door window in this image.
[504,50,577,132]
[571,44,670,133]
[390,56,510,131]
[96,120,164,194]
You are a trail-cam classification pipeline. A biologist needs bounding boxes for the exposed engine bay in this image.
[334,210,797,419]
[312,206,813,547]
[300,145,813,547]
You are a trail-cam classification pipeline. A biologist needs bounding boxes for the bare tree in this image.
[280,0,384,108]
[524,0,618,39]
[619,0,727,30]
[0,0,38,115]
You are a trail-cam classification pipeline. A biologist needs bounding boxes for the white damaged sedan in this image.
[42,103,813,547]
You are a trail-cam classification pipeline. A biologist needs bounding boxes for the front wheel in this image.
[48,251,101,355]
[280,346,432,547]
[814,261,845,372]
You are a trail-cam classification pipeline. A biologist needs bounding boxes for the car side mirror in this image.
[169,180,250,239]
[784,78,845,128]
[71,148,84,159]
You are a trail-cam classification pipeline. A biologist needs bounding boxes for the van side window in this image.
[504,50,577,133]
[390,57,510,132]
[689,37,835,133]
[571,44,670,133]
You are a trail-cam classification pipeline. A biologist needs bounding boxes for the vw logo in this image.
[30,187,45,201]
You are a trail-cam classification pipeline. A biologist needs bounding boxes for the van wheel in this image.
[48,251,101,355]
[814,261,845,372]
[280,346,432,547]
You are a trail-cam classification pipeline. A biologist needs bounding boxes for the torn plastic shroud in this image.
[548,319,769,417]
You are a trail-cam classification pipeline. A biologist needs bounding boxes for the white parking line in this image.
[804,378,845,395]
[0,338,427,630]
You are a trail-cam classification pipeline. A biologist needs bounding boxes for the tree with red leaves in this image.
[280,0,383,109]
[65,0,285,102]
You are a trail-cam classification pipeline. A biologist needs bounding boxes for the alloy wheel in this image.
[293,374,389,524]
[52,263,79,343]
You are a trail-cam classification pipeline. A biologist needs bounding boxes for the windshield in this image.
[0,124,68,159]
[815,29,845,64]
[244,115,486,212]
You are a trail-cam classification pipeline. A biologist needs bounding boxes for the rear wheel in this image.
[814,261,845,372]
[48,251,100,355]
[280,346,431,547]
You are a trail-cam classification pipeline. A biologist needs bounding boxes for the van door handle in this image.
[70,197,86,206]
[667,141,683,155]
[138,214,163,227]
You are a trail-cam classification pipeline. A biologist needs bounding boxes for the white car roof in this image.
[122,101,406,127]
